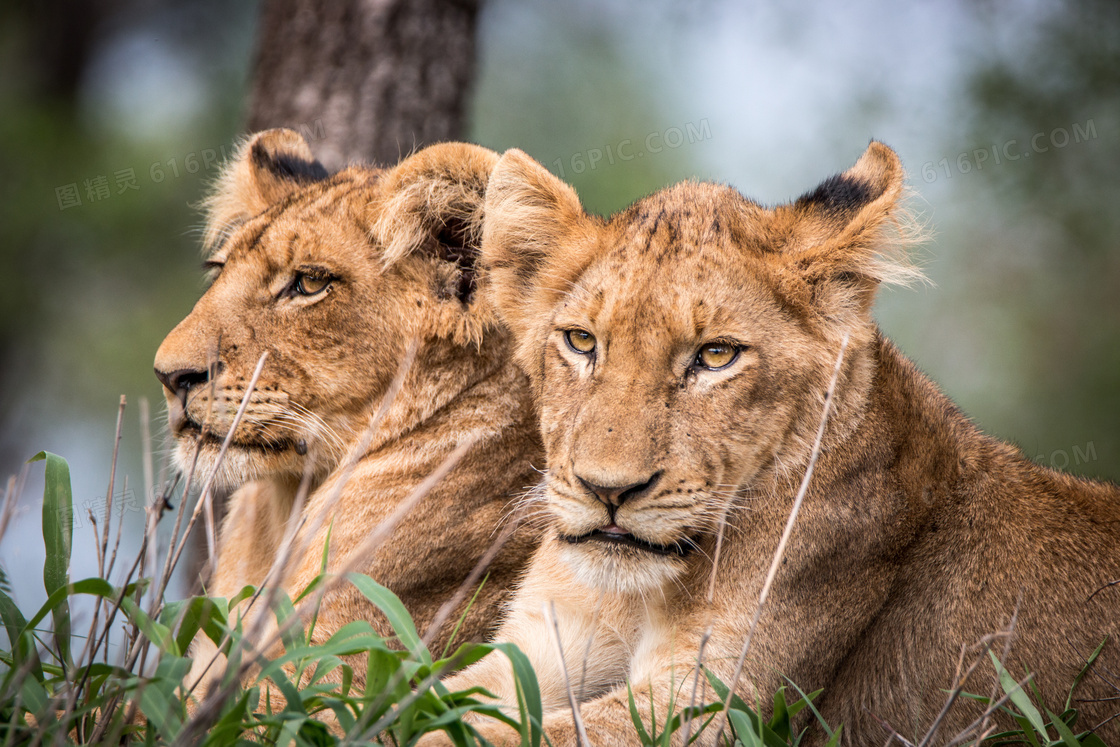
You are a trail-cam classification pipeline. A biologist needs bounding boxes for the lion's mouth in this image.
[559,524,698,558]
[176,419,299,454]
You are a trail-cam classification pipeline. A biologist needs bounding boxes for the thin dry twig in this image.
[182,341,420,738]
[100,395,127,580]
[185,432,475,743]
[105,475,127,593]
[139,397,155,515]
[0,465,30,545]
[147,407,211,622]
[126,352,253,674]
[423,517,522,656]
[85,535,160,743]
[546,600,591,747]
[712,332,850,741]
[184,455,318,700]
[164,352,269,585]
[680,626,712,746]
[340,437,487,740]
[916,612,1018,747]
[54,397,128,745]
[682,499,733,745]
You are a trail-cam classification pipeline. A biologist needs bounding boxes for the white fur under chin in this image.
[558,543,684,595]
[172,441,266,492]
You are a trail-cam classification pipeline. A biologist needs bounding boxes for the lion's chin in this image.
[170,434,299,492]
[557,540,687,595]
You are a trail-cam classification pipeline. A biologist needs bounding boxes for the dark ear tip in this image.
[249,129,328,183]
[795,174,878,216]
[795,141,903,216]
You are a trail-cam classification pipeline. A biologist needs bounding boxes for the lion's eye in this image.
[696,342,739,371]
[294,272,332,296]
[564,329,597,355]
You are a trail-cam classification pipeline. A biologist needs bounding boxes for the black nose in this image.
[155,367,209,404]
[577,471,662,508]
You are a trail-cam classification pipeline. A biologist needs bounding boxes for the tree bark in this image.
[246,0,481,170]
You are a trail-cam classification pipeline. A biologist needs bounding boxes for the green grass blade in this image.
[441,574,488,660]
[0,588,27,651]
[1011,714,1044,747]
[0,588,44,683]
[488,642,542,747]
[727,709,762,747]
[137,654,192,741]
[781,674,838,743]
[823,724,844,747]
[627,682,653,746]
[29,451,73,667]
[1046,708,1081,747]
[163,595,229,654]
[1078,734,1108,747]
[16,641,50,713]
[1064,637,1107,713]
[119,595,179,655]
[988,650,1048,738]
[703,668,756,716]
[770,686,791,742]
[347,573,428,664]
[18,577,115,638]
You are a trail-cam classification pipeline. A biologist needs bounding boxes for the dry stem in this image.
[712,332,850,742]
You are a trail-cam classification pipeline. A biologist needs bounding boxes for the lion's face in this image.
[481,144,918,593]
[155,129,498,489]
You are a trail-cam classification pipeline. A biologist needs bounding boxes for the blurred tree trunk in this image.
[246,0,482,170]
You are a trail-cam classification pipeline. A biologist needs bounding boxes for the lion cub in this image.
[426,144,1120,745]
[154,129,541,693]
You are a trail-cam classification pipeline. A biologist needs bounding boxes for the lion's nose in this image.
[154,366,210,405]
[576,471,662,508]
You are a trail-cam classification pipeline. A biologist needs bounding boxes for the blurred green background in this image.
[1,0,1117,608]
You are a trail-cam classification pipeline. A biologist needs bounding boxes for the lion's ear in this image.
[368,142,503,346]
[202,128,328,252]
[370,142,499,301]
[774,141,924,327]
[481,149,596,357]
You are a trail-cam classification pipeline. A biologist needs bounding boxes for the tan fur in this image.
[425,144,1120,746]
[153,129,542,695]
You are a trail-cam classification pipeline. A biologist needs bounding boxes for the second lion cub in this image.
[424,143,1120,746]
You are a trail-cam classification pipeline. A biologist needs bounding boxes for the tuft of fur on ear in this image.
[480,148,598,370]
[370,142,498,273]
[772,141,928,329]
[368,142,503,348]
[201,128,328,254]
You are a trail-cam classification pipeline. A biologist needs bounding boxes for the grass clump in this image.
[0,436,1109,745]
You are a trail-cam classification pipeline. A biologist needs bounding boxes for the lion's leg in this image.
[420,539,644,745]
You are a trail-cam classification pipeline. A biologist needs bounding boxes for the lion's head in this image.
[479,143,921,593]
[154,129,501,490]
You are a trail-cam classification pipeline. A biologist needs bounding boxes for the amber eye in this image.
[696,342,739,370]
[294,272,332,296]
[564,329,597,355]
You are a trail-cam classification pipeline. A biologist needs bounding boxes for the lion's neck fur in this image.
[329,328,522,465]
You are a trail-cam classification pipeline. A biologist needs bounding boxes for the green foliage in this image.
[0,453,1111,746]
[0,452,553,746]
[953,644,1111,747]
